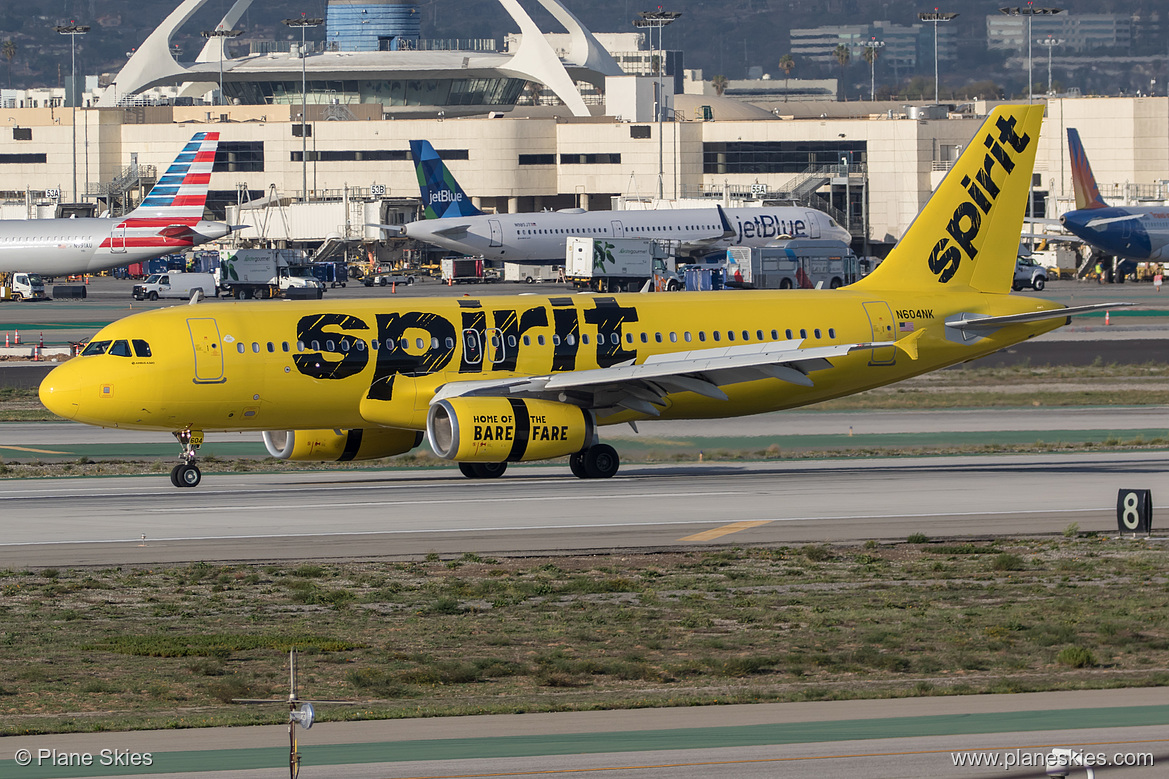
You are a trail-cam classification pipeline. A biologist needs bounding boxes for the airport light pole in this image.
[634,9,681,201]
[200,27,243,106]
[1037,35,1063,95]
[55,22,89,204]
[917,10,957,106]
[283,14,323,203]
[862,38,884,101]
[998,5,1063,103]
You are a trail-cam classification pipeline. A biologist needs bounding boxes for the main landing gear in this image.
[458,462,508,479]
[569,444,619,479]
[170,428,204,488]
[454,444,620,480]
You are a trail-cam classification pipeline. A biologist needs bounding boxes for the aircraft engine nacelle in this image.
[427,398,594,463]
[262,428,423,462]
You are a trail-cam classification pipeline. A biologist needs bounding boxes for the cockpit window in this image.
[109,340,132,357]
[81,340,111,356]
[132,339,152,357]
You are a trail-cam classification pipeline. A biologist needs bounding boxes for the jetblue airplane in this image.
[1058,128,1169,261]
[0,132,235,276]
[400,140,851,262]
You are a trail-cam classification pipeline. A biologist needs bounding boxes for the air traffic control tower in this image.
[326,0,420,52]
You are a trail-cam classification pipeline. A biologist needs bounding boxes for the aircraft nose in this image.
[38,361,84,421]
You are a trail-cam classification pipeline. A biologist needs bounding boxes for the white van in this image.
[133,272,218,301]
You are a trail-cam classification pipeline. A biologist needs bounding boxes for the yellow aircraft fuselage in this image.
[40,105,1090,485]
[39,287,1063,434]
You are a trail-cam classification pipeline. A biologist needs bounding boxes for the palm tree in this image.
[2,40,15,89]
[833,44,851,100]
[862,44,880,101]
[777,54,795,102]
[711,74,729,97]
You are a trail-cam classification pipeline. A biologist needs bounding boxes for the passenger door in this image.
[804,212,822,239]
[488,219,503,247]
[188,317,226,384]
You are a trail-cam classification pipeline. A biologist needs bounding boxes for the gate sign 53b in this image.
[1117,489,1153,534]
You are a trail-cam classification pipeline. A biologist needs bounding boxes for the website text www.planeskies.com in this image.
[951,748,1154,771]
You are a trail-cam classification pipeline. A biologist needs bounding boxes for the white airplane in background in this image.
[399,140,851,262]
[0,132,235,276]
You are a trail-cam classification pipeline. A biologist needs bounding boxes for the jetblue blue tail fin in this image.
[409,140,484,219]
[1067,128,1108,211]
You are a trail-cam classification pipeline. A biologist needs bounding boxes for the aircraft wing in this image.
[946,302,1134,332]
[431,336,918,418]
[1021,232,1083,244]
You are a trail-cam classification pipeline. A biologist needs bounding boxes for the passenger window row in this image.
[229,327,840,357]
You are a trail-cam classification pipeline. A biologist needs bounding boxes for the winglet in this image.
[716,204,735,239]
[894,328,924,361]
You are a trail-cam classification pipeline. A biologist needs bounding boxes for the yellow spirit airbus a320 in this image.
[40,105,1123,487]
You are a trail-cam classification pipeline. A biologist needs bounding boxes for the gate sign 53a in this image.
[1116,489,1153,534]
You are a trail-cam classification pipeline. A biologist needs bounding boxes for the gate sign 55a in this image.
[1117,489,1153,534]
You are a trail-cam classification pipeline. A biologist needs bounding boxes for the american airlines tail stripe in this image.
[119,218,201,227]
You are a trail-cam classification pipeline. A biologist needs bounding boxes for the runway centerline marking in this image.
[140,491,742,514]
[0,445,71,454]
[680,520,774,542]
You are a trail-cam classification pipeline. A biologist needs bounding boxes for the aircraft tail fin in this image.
[126,132,219,220]
[410,140,484,219]
[853,104,1044,295]
[1067,128,1108,210]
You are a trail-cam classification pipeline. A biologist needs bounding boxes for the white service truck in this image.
[725,239,859,290]
[217,249,324,299]
[132,271,218,301]
[1,272,46,301]
[503,262,562,284]
[565,237,681,292]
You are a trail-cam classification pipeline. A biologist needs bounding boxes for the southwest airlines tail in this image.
[855,104,1044,294]
[126,132,219,221]
[1067,128,1108,211]
[410,140,484,219]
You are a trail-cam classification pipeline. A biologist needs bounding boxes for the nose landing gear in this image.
[170,429,204,488]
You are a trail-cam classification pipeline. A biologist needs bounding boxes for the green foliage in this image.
[907,533,929,544]
[1056,646,1097,668]
[84,634,360,658]
[991,553,1026,571]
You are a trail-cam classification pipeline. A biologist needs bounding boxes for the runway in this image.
[2,450,1164,568]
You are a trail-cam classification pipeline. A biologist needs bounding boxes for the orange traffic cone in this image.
[1105,311,1111,326]
[39,332,44,348]
[13,329,20,345]
[391,281,396,294]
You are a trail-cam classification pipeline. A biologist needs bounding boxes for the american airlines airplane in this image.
[400,140,852,261]
[0,132,234,276]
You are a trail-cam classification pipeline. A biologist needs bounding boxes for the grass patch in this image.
[0,538,1164,735]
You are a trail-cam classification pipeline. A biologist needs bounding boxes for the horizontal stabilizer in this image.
[946,302,1134,332]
